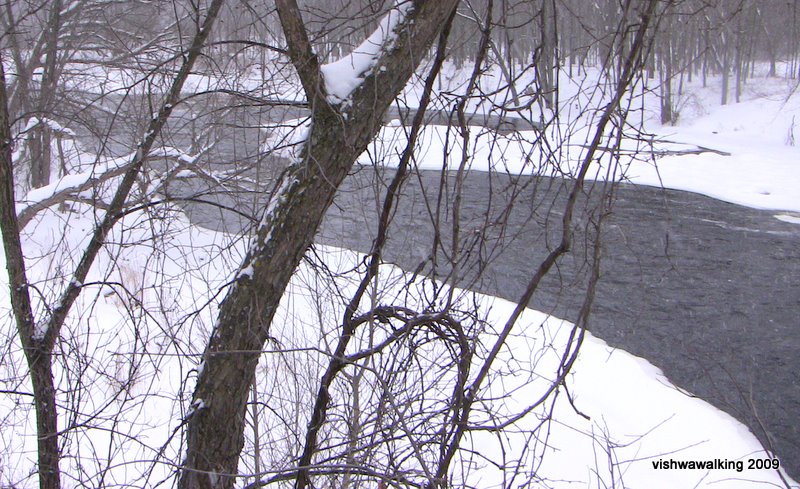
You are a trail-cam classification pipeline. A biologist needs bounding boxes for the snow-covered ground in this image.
[633,73,800,215]
[1,63,798,488]
[371,62,800,215]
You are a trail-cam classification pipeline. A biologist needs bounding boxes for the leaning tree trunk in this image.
[178,1,460,488]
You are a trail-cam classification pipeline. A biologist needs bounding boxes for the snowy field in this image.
[1,62,798,488]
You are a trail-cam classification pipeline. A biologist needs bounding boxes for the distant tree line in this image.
[270,0,800,120]
[4,0,799,193]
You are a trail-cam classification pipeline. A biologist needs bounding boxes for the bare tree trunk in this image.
[29,0,64,189]
[28,352,60,489]
[248,379,262,488]
[660,56,673,124]
[178,1,460,488]
[494,0,520,105]
[793,1,799,79]
[659,12,674,124]
[537,0,557,109]
[721,45,729,105]
[0,49,62,489]
[702,20,709,88]
[734,13,743,104]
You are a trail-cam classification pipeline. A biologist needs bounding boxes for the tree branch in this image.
[275,0,323,102]
[431,0,661,481]
[39,0,226,352]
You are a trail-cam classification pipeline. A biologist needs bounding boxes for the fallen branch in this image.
[577,142,731,157]
[653,144,732,157]
[16,146,210,228]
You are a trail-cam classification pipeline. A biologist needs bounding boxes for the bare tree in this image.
[178,1,462,487]
[0,0,720,487]
[180,0,661,488]
[536,0,558,108]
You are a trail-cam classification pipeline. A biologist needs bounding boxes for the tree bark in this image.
[29,0,64,189]
[178,1,460,488]
[538,0,557,109]
[659,13,674,124]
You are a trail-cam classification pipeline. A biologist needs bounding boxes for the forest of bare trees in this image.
[0,0,798,488]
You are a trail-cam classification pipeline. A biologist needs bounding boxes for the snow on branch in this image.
[16,146,202,228]
[21,117,76,137]
[320,0,414,105]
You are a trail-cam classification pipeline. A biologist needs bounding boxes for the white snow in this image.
[629,81,800,213]
[236,262,254,280]
[455,293,790,489]
[148,146,199,165]
[16,145,203,217]
[320,1,413,105]
[20,117,77,137]
[775,213,800,224]
[365,63,800,215]
[21,170,104,209]
[187,398,207,417]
